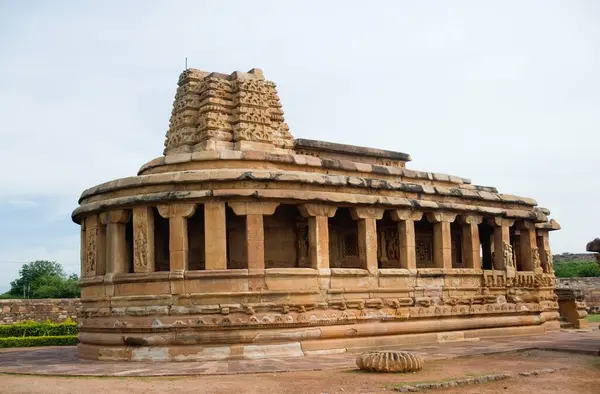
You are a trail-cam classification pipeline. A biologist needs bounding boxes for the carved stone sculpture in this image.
[502,242,514,269]
[356,351,424,373]
[532,248,542,274]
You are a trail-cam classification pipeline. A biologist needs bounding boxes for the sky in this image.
[0,0,598,292]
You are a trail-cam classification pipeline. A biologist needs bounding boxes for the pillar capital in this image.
[536,228,550,237]
[391,209,423,222]
[157,203,196,219]
[350,207,384,220]
[298,203,337,218]
[426,212,457,223]
[228,201,279,216]
[85,214,100,228]
[100,209,131,225]
[516,220,536,231]
[457,215,483,225]
[487,217,515,228]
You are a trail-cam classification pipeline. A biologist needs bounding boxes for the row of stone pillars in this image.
[81,202,548,278]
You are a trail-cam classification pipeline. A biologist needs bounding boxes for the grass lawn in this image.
[587,314,600,323]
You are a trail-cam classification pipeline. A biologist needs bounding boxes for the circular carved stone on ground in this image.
[356,351,423,373]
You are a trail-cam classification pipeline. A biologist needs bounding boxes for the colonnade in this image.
[80,201,552,279]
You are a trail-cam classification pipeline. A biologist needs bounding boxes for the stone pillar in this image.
[517,221,540,273]
[299,204,337,272]
[537,230,553,274]
[426,212,457,269]
[204,202,227,270]
[457,215,482,269]
[229,202,279,290]
[157,204,197,272]
[132,206,155,273]
[488,218,515,277]
[391,209,423,270]
[100,210,131,275]
[351,208,384,274]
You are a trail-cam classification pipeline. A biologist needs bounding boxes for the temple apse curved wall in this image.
[73,68,561,361]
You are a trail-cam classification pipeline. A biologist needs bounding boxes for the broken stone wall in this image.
[0,299,81,324]
[556,277,600,312]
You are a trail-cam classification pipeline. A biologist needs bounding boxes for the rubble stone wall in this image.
[0,299,81,324]
[556,277,600,312]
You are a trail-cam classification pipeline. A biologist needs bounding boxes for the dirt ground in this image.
[1,350,598,394]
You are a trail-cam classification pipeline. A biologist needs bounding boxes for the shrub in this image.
[0,321,78,338]
[0,335,78,348]
[554,260,600,278]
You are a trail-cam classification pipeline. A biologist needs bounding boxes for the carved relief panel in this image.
[377,225,400,268]
[416,233,434,268]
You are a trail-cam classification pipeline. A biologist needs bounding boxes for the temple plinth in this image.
[73,68,561,361]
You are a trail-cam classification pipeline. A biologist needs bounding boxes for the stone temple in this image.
[73,68,562,361]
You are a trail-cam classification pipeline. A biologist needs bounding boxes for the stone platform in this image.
[1,328,597,377]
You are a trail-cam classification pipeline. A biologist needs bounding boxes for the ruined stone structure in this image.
[586,238,600,266]
[73,68,562,361]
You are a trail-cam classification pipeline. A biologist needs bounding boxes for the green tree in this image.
[6,261,80,298]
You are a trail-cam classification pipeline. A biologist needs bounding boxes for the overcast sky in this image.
[0,1,598,292]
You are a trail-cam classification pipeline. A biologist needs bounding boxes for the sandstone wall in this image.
[0,299,81,324]
[556,277,600,312]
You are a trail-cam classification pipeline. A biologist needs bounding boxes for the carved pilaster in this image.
[133,206,155,273]
[84,215,106,277]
